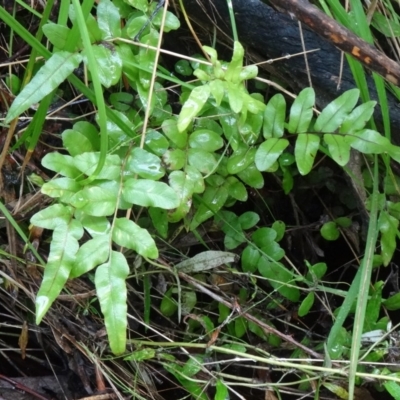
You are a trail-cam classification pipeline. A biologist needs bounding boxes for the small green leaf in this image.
[321,221,340,241]
[31,204,74,230]
[175,59,192,76]
[149,207,168,238]
[160,288,177,317]
[125,15,149,39]
[209,79,224,106]
[153,10,180,32]
[70,235,111,278]
[252,227,276,247]
[226,177,248,201]
[215,380,229,400]
[261,241,285,261]
[255,138,289,171]
[6,51,83,122]
[324,133,351,166]
[298,292,315,317]
[227,146,256,175]
[237,164,264,188]
[241,246,260,273]
[123,179,179,209]
[263,93,286,138]
[235,317,247,338]
[190,186,229,230]
[124,0,148,12]
[294,133,320,175]
[288,87,315,134]
[178,85,211,132]
[239,65,258,81]
[383,292,400,310]
[189,129,224,152]
[126,148,165,180]
[168,170,195,222]
[42,178,81,203]
[70,181,119,216]
[112,217,158,258]
[314,88,359,133]
[62,122,100,156]
[42,152,81,178]
[85,14,103,43]
[383,381,400,400]
[306,262,327,282]
[239,211,260,230]
[340,101,376,133]
[162,149,186,170]
[90,44,122,88]
[346,129,391,153]
[378,210,399,266]
[225,41,244,83]
[226,82,244,113]
[257,257,300,302]
[77,214,110,236]
[145,129,169,156]
[372,12,400,36]
[161,118,188,148]
[97,0,121,39]
[272,220,286,241]
[74,152,121,180]
[188,149,218,175]
[95,250,129,355]
[42,22,71,50]
[186,166,205,193]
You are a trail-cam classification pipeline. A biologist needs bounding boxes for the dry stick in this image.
[269,0,400,86]
[179,271,323,359]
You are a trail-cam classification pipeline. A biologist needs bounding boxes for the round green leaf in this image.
[126,148,165,180]
[123,178,179,209]
[162,149,186,170]
[255,138,289,171]
[90,44,122,88]
[62,121,100,156]
[97,0,121,39]
[42,177,81,203]
[188,149,218,175]
[241,246,260,273]
[189,129,224,152]
[239,212,260,230]
[227,146,256,175]
[237,164,264,188]
[175,59,192,76]
[144,129,169,156]
[112,217,158,258]
[320,221,340,241]
[42,152,81,178]
[160,288,177,317]
[324,133,350,166]
[70,183,118,216]
[161,118,188,148]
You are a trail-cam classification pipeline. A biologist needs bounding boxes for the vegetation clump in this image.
[2,0,400,399]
